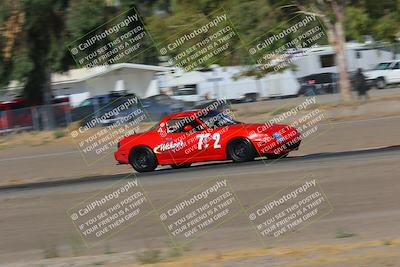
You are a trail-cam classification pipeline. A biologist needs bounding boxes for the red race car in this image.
[114,109,301,172]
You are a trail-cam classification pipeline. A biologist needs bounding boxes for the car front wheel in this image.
[129,146,158,173]
[376,77,386,89]
[227,138,256,162]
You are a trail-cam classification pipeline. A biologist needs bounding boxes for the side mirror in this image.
[183,125,193,132]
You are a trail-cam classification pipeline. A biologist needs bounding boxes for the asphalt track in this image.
[1,143,400,265]
[0,144,399,192]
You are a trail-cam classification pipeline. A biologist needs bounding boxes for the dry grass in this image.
[0,131,60,148]
[0,121,155,149]
[119,239,400,267]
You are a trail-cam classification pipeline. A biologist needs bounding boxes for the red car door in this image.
[190,127,227,161]
[154,116,208,165]
[193,111,242,161]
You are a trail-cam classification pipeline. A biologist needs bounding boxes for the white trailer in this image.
[159,65,301,102]
[157,43,393,101]
[291,43,394,78]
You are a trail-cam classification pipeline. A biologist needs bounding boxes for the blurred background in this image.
[0,0,399,132]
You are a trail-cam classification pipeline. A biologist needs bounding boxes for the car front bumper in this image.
[114,149,129,164]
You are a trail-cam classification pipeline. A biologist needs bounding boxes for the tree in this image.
[1,0,160,114]
[0,0,26,91]
[22,0,71,128]
[291,0,353,102]
[344,6,370,42]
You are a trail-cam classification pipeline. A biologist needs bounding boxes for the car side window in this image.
[166,117,204,133]
[392,62,400,70]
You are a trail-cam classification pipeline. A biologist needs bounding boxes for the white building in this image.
[4,63,171,107]
[52,63,170,106]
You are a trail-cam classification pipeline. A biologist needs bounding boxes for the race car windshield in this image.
[198,110,240,129]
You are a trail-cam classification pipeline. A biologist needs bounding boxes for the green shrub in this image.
[136,249,162,264]
[42,243,59,258]
[53,129,66,139]
[335,228,355,239]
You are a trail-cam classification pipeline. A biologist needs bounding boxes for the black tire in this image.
[266,153,288,159]
[129,146,158,173]
[376,77,386,89]
[170,163,192,169]
[227,138,256,162]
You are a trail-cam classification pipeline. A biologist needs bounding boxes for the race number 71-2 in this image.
[196,133,221,150]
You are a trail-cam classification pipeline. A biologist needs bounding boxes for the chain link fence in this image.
[0,103,72,133]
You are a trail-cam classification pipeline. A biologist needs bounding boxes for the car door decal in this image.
[196,133,222,150]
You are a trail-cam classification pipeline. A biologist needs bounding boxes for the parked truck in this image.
[364,60,400,89]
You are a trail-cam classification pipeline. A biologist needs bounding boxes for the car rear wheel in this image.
[129,146,158,173]
[227,138,255,162]
[170,163,191,169]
